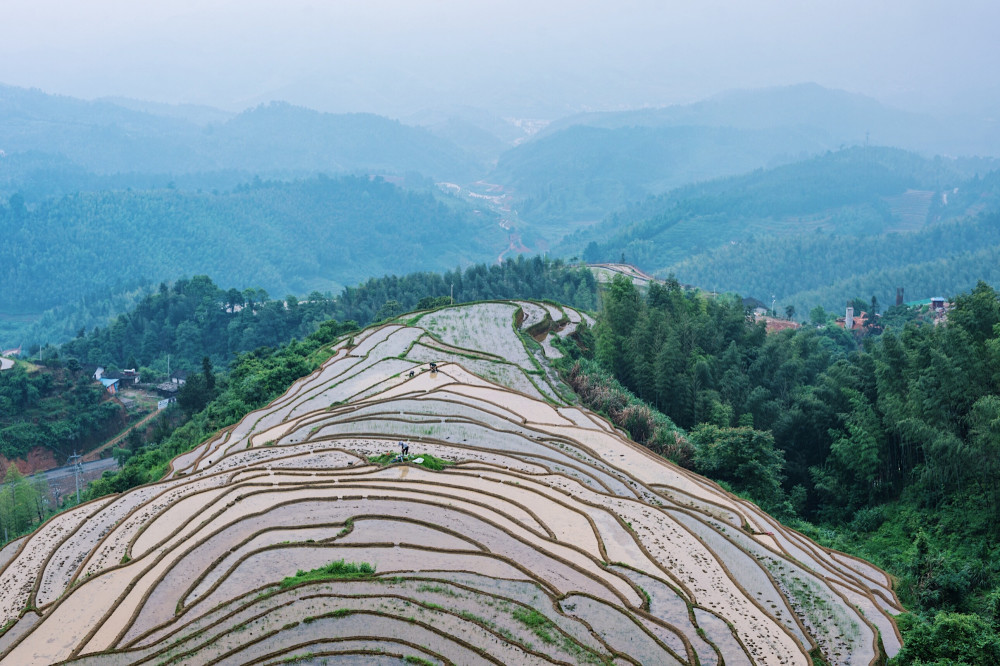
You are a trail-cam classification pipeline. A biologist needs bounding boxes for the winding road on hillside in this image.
[82,409,161,462]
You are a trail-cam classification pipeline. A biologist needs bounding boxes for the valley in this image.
[2,72,1000,665]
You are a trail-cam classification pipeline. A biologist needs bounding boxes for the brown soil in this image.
[0,447,59,476]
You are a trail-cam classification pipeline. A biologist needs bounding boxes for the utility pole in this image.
[450,283,454,305]
[68,451,82,504]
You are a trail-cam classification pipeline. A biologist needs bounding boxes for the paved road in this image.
[40,458,120,502]
[41,458,119,484]
[3,458,119,506]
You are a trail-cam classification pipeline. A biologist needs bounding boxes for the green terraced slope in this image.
[0,301,900,665]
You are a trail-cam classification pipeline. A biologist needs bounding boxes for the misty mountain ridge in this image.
[96,95,237,126]
[5,82,997,177]
[0,85,483,183]
[539,83,998,157]
[4,80,1000,317]
[478,84,1000,237]
[491,122,836,227]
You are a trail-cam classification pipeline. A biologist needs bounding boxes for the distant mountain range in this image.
[488,84,1000,233]
[0,85,482,184]
[3,81,1000,324]
[4,82,997,198]
[540,84,971,152]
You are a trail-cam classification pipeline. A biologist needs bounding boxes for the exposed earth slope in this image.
[0,302,901,665]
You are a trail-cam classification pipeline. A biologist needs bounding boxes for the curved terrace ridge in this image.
[0,300,901,666]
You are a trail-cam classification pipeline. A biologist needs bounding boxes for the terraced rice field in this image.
[0,301,902,665]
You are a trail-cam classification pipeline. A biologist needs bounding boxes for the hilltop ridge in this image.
[0,300,900,665]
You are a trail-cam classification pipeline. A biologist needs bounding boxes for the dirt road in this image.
[83,410,160,462]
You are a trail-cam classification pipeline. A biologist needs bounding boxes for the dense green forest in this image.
[778,235,1000,318]
[556,147,1000,313]
[332,256,597,325]
[51,256,598,375]
[55,276,342,375]
[668,209,1000,316]
[0,150,255,204]
[0,465,51,544]
[0,174,503,313]
[0,362,125,461]
[0,280,156,353]
[586,274,1000,664]
[565,146,981,263]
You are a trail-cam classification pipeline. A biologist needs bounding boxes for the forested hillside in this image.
[668,209,1000,315]
[491,123,820,226]
[566,146,978,261]
[0,175,503,313]
[492,84,1000,235]
[0,363,125,463]
[586,275,1000,664]
[0,150,254,204]
[562,147,1000,310]
[53,256,597,374]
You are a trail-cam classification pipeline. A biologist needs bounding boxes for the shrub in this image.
[279,559,376,588]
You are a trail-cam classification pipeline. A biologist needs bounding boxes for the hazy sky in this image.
[2,0,998,118]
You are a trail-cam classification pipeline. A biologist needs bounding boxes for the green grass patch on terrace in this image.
[279,559,376,589]
[512,607,557,644]
[403,656,435,666]
[511,606,609,665]
[368,452,455,471]
[416,583,459,597]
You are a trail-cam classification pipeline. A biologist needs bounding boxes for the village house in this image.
[835,306,867,331]
[103,368,141,385]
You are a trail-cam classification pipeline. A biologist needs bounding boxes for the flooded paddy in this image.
[0,301,900,666]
